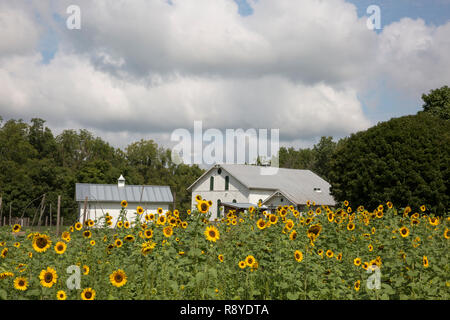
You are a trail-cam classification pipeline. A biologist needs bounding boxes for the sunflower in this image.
[218,254,224,262]
[289,230,297,240]
[121,200,128,208]
[54,241,67,254]
[74,222,82,231]
[354,257,362,266]
[195,195,202,202]
[411,218,420,226]
[256,219,266,230]
[423,256,429,268]
[197,200,210,214]
[39,267,58,288]
[61,231,71,242]
[399,226,410,238]
[343,200,349,207]
[86,219,94,227]
[81,288,96,300]
[12,224,21,233]
[0,248,7,258]
[56,290,67,300]
[326,250,333,258]
[14,277,28,291]
[0,272,14,280]
[32,234,52,253]
[124,235,135,242]
[109,269,127,288]
[368,244,374,252]
[354,280,361,291]
[376,210,383,219]
[82,265,90,275]
[371,227,376,234]
[269,214,278,224]
[163,226,173,238]
[238,261,246,269]
[157,215,166,225]
[124,221,130,229]
[444,228,449,239]
[327,212,334,222]
[168,217,178,226]
[420,205,426,212]
[181,221,188,229]
[114,239,123,248]
[428,217,439,226]
[386,201,393,209]
[204,225,220,242]
[13,242,19,248]
[245,255,256,267]
[317,249,324,257]
[307,224,322,241]
[294,250,303,262]
[336,253,343,261]
[144,229,154,239]
[137,206,144,215]
[83,230,92,238]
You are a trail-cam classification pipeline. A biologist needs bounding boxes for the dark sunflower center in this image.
[115,274,123,282]
[209,230,216,237]
[19,280,25,286]
[45,273,53,283]
[85,291,92,299]
[36,237,47,248]
[201,203,208,211]
[57,245,64,251]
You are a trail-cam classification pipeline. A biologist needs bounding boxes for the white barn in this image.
[187,164,335,220]
[75,175,173,225]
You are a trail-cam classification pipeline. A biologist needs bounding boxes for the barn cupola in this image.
[118,175,126,188]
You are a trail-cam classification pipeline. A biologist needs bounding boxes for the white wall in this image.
[191,167,251,220]
[263,194,295,211]
[78,202,170,227]
[248,189,276,206]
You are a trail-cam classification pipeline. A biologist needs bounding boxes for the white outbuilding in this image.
[75,175,173,225]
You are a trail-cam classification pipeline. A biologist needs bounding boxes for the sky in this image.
[0,0,449,155]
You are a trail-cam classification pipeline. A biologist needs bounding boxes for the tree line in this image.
[0,118,203,224]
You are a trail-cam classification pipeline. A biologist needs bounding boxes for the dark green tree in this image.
[328,113,449,214]
[421,85,450,120]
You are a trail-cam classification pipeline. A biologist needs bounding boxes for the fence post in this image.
[49,203,52,226]
[9,202,12,225]
[0,196,2,227]
[56,195,61,236]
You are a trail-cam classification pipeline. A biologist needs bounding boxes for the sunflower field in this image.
[0,198,448,300]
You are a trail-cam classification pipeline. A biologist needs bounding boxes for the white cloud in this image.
[377,18,450,96]
[0,0,448,152]
[0,2,41,58]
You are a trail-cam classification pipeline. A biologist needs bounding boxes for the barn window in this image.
[232,199,237,203]
[225,176,229,190]
[218,168,222,174]
[210,177,214,191]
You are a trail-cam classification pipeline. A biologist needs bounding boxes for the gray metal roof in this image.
[189,164,336,206]
[75,183,173,203]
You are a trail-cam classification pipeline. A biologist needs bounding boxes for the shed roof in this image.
[75,183,173,203]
